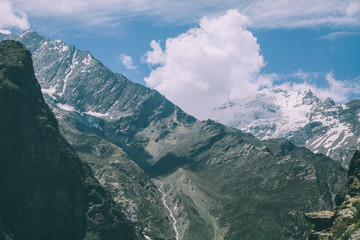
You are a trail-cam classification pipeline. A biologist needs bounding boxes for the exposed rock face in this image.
[0,30,189,238]
[58,116,175,239]
[305,211,335,230]
[153,120,346,239]
[0,40,140,239]
[306,149,360,240]
[0,32,349,239]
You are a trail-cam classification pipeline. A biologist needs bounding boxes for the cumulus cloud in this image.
[0,1,29,32]
[144,10,272,119]
[118,54,137,70]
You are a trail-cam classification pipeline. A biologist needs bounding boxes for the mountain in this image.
[0,31,348,239]
[0,40,141,239]
[0,31,177,239]
[211,88,360,168]
[305,148,360,240]
[57,109,176,239]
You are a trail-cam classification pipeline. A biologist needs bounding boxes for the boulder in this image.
[305,211,335,230]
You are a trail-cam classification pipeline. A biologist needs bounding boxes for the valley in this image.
[0,31,358,239]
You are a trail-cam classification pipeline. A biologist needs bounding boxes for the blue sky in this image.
[1,0,360,119]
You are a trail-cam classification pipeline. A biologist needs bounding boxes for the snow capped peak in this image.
[19,29,44,40]
[211,87,358,167]
[211,87,322,131]
[19,29,33,37]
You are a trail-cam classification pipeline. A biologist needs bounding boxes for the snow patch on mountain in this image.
[211,88,359,167]
[57,103,76,112]
[41,86,57,99]
[212,88,319,139]
[59,49,78,97]
[84,111,109,117]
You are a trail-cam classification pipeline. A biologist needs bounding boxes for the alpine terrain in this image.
[305,148,360,240]
[0,31,350,239]
[0,40,141,240]
[211,88,360,168]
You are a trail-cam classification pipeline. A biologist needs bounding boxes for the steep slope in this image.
[0,31,348,239]
[0,29,196,164]
[151,120,347,239]
[305,149,360,240]
[211,88,360,168]
[0,40,140,239]
[0,31,177,238]
[56,108,175,239]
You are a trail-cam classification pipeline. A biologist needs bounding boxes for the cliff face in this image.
[0,31,182,238]
[306,149,360,240]
[0,40,140,240]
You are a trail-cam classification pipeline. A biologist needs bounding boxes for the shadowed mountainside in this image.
[0,40,141,240]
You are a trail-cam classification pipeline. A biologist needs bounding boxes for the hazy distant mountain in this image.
[0,31,349,239]
[211,88,360,168]
[0,40,140,240]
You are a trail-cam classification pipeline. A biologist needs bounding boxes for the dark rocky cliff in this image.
[306,149,360,240]
[0,40,140,240]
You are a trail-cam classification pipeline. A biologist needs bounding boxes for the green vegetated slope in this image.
[0,32,350,239]
[0,40,141,240]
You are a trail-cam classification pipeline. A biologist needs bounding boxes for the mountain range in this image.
[211,88,360,168]
[0,31,354,239]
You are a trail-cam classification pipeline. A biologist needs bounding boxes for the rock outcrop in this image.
[306,149,360,240]
[0,40,141,239]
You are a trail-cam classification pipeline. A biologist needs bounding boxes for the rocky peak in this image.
[211,86,359,168]
[0,40,37,89]
[323,97,336,107]
[0,40,140,239]
[302,88,319,105]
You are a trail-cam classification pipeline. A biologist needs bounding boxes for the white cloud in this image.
[0,29,11,34]
[118,54,137,70]
[278,72,360,103]
[0,1,29,31]
[346,0,360,16]
[282,69,321,81]
[242,0,360,28]
[5,0,360,33]
[316,31,360,41]
[144,10,272,120]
